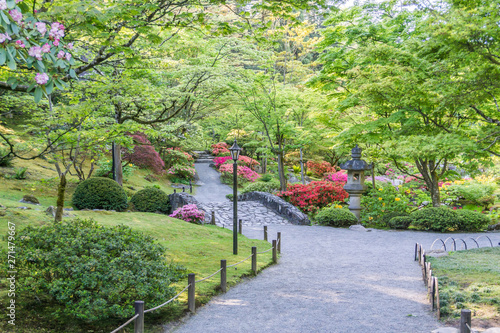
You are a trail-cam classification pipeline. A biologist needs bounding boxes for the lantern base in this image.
[347,193,362,223]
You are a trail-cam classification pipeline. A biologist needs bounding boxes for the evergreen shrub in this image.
[315,207,358,227]
[455,209,490,232]
[388,216,414,229]
[411,207,458,232]
[130,187,170,213]
[72,177,128,211]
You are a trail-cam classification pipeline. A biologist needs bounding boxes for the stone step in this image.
[195,159,214,163]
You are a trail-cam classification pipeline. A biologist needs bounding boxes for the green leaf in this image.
[0,49,6,65]
[69,69,76,78]
[45,80,54,94]
[54,79,64,90]
[0,11,11,24]
[34,87,43,103]
[6,0,15,9]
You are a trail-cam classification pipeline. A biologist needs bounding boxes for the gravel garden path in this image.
[176,159,500,332]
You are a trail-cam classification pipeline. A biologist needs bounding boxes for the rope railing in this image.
[195,268,223,283]
[110,314,139,333]
[109,225,281,333]
[144,284,191,314]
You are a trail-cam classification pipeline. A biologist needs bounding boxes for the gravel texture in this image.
[171,225,499,333]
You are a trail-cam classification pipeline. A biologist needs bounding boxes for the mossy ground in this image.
[428,247,500,328]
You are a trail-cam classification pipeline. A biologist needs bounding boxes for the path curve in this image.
[175,162,499,332]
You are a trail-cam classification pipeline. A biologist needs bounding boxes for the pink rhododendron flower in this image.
[34,22,47,35]
[0,33,12,43]
[35,72,49,85]
[65,52,71,61]
[49,22,65,39]
[57,50,65,59]
[15,39,25,48]
[41,43,51,53]
[28,46,42,60]
[8,9,22,24]
[66,42,74,50]
[53,38,59,46]
[0,0,7,10]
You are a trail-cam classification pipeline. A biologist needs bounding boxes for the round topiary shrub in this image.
[410,207,459,232]
[15,219,186,324]
[72,177,128,211]
[455,209,490,232]
[130,187,170,213]
[388,216,414,230]
[379,211,410,227]
[315,207,358,227]
[241,179,281,194]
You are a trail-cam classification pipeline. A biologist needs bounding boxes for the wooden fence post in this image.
[460,309,471,333]
[211,211,215,225]
[415,243,418,261]
[435,277,441,319]
[220,260,227,293]
[272,240,277,264]
[251,247,257,275]
[134,301,144,333]
[264,226,268,241]
[239,219,242,234]
[277,232,281,254]
[188,273,195,313]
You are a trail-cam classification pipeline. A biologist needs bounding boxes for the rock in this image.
[431,328,458,333]
[64,208,74,211]
[349,224,367,231]
[127,186,136,191]
[17,206,30,210]
[288,175,300,183]
[45,206,56,217]
[20,194,40,205]
[483,328,500,333]
[488,223,500,231]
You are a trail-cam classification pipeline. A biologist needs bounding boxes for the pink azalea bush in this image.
[211,142,230,156]
[169,204,205,224]
[324,170,347,184]
[238,156,260,170]
[214,156,232,168]
[219,163,260,183]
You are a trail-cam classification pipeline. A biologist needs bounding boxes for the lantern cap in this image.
[340,145,372,171]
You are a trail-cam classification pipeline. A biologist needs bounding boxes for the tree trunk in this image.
[112,142,123,186]
[300,147,305,184]
[55,173,66,223]
[277,150,287,191]
[415,158,441,207]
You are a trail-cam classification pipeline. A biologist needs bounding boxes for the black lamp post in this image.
[229,140,242,255]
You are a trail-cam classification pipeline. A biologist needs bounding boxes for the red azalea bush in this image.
[306,161,336,178]
[324,170,348,184]
[123,133,165,174]
[278,181,349,213]
[211,142,230,156]
[219,164,260,183]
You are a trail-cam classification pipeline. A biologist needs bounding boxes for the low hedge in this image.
[315,207,358,227]
[130,187,170,213]
[72,177,128,211]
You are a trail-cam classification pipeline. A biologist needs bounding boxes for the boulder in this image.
[20,194,40,205]
[483,328,500,333]
[349,225,367,232]
[488,223,500,231]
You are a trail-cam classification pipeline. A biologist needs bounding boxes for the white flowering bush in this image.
[0,0,74,101]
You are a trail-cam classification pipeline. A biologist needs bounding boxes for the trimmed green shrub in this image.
[241,179,281,194]
[411,207,459,232]
[388,216,414,229]
[260,173,273,182]
[315,207,358,227]
[379,211,410,227]
[72,177,128,211]
[15,219,185,323]
[130,187,170,213]
[455,209,490,232]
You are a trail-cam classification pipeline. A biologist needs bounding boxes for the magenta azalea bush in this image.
[214,156,232,168]
[169,204,205,224]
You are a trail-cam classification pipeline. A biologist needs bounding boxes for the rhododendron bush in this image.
[219,163,260,183]
[0,0,74,102]
[169,204,205,224]
[167,164,196,179]
[214,156,232,169]
[278,181,349,213]
[123,133,165,174]
[306,161,336,177]
[163,148,193,169]
[213,155,259,170]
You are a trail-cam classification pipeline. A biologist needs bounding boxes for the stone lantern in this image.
[340,145,372,222]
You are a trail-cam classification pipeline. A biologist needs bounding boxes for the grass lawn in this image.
[0,159,273,332]
[428,247,500,329]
